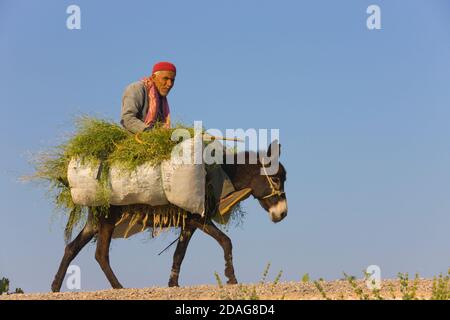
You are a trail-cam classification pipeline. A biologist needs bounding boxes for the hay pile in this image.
[30,116,244,240]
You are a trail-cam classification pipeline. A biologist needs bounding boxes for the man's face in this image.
[151,70,176,96]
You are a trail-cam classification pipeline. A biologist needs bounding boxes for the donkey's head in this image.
[250,140,287,223]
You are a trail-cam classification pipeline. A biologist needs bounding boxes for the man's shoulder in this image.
[124,81,145,95]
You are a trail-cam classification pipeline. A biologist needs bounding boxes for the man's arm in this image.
[120,82,148,134]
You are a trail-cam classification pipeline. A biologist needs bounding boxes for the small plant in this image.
[370,278,384,300]
[214,272,231,300]
[431,270,450,300]
[273,270,283,286]
[270,270,284,299]
[398,272,419,300]
[387,283,397,299]
[301,273,310,283]
[260,263,271,285]
[248,286,260,300]
[214,263,284,300]
[235,284,251,300]
[313,279,330,300]
[0,277,24,295]
[0,277,9,295]
[343,272,369,300]
[364,270,384,300]
[214,272,224,289]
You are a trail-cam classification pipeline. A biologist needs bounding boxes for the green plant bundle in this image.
[109,123,196,169]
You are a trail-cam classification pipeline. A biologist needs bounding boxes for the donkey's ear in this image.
[267,139,281,158]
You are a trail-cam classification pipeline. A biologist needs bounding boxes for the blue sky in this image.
[1,0,450,293]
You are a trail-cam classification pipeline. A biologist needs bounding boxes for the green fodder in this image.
[30,116,129,190]
[108,122,197,170]
[213,203,247,231]
[65,116,129,162]
[226,203,246,227]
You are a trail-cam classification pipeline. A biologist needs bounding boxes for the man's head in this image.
[151,62,176,97]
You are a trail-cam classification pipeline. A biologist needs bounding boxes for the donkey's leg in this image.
[51,214,97,292]
[168,223,197,287]
[192,219,238,284]
[95,214,123,289]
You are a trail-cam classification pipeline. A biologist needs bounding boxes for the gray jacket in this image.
[120,81,163,133]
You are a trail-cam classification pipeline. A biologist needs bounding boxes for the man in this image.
[121,62,176,133]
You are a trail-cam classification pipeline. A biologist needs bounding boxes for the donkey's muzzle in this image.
[269,199,288,223]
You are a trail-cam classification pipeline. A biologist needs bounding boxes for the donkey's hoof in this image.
[227,278,238,285]
[168,280,179,287]
[51,281,61,293]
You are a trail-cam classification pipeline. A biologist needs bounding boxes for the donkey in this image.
[51,140,287,292]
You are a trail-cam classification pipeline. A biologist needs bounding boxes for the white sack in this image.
[109,163,168,206]
[67,158,104,206]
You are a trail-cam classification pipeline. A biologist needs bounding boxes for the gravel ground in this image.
[0,279,440,300]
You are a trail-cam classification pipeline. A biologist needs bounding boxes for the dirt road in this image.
[0,279,442,300]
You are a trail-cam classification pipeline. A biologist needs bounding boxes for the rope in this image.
[158,236,181,256]
[261,165,285,199]
[135,132,244,146]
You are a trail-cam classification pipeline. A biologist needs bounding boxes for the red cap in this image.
[152,62,176,74]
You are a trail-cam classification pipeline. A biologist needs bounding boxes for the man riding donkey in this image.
[49,62,286,291]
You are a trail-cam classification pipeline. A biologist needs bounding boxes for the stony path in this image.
[0,279,441,300]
